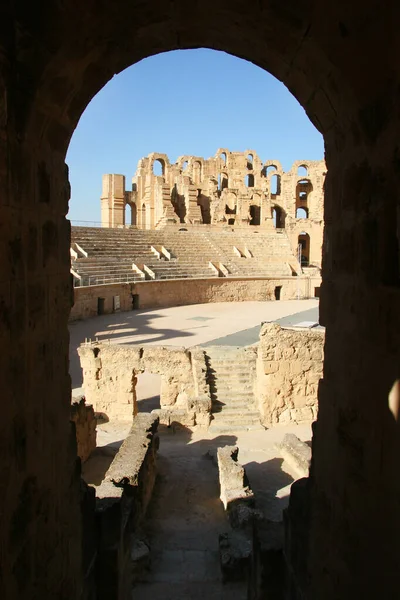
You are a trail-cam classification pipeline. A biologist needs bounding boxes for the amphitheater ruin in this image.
[70,150,325,319]
[2,2,397,600]
[66,150,328,598]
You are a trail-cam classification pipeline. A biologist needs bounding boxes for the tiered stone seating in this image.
[204,230,296,277]
[71,226,300,285]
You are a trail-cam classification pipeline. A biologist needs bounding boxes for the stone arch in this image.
[125,202,137,225]
[153,158,165,177]
[272,205,286,228]
[297,164,309,177]
[3,4,398,600]
[296,178,313,214]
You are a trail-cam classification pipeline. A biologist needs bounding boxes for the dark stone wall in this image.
[0,1,400,598]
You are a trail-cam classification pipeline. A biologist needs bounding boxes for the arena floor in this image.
[69,298,319,398]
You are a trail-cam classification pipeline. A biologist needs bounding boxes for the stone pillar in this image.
[101,174,126,228]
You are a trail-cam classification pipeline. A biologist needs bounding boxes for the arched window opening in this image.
[247,154,253,169]
[153,159,165,176]
[296,207,308,219]
[296,178,313,213]
[249,204,260,225]
[297,165,308,177]
[245,174,255,188]
[219,173,228,191]
[182,160,188,171]
[199,193,211,224]
[270,174,280,195]
[125,203,132,226]
[272,206,285,228]
[193,161,202,184]
[220,152,227,165]
[298,232,310,266]
[263,165,277,177]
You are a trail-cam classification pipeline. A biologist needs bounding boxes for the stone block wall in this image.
[70,275,322,320]
[256,324,324,426]
[70,397,97,463]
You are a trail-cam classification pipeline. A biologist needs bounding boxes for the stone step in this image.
[208,422,265,433]
[212,406,259,416]
[209,378,253,387]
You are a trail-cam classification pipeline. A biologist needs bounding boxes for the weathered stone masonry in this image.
[2,2,400,599]
[102,150,325,269]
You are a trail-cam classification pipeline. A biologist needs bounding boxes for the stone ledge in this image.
[278,433,311,478]
[95,413,159,600]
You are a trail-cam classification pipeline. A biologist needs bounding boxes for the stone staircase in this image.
[204,345,264,433]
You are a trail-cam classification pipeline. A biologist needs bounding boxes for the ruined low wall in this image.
[78,342,211,425]
[256,323,324,426]
[70,276,321,320]
[96,414,159,599]
[70,397,97,462]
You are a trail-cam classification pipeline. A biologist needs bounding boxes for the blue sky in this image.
[66,49,324,222]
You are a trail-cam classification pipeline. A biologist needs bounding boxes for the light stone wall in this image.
[78,327,324,430]
[101,150,325,265]
[78,343,211,423]
[70,276,322,321]
[256,323,324,426]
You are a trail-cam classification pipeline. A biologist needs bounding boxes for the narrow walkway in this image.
[132,426,247,600]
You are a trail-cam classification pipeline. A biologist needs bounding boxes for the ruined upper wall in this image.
[101,149,325,233]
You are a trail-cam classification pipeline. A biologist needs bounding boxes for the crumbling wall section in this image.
[256,323,324,426]
[96,414,159,599]
[71,397,97,462]
[78,343,210,425]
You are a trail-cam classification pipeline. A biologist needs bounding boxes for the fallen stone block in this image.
[278,433,311,478]
[217,446,254,510]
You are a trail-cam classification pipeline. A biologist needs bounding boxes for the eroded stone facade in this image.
[101,150,325,268]
[78,326,324,430]
[256,323,324,426]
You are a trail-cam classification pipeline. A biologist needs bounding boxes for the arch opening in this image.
[249,204,261,225]
[245,174,255,188]
[298,232,310,267]
[272,206,285,228]
[153,159,165,176]
[297,165,308,177]
[270,173,281,195]
[296,207,308,219]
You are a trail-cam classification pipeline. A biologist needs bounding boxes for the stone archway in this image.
[2,3,400,599]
